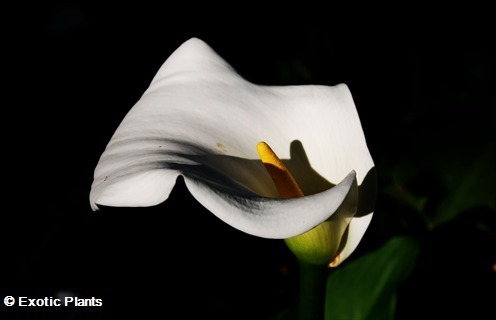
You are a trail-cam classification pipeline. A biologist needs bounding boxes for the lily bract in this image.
[89,38,376,267]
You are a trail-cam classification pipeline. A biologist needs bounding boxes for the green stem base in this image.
[297,260,327,320]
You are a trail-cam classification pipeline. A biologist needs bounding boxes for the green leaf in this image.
[272,306,298,320]
[432,143,496,227]
[325,236,420,320]
[381,159,427,213]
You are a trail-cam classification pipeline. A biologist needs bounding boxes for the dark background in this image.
[2,4,495,319]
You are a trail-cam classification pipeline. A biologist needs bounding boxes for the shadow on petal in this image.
[174,140,340,199]
[163,139,375,208]
[357,166,377,218]
[284,140,336,196]
[94,137,375,219]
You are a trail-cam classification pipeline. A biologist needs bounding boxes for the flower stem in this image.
[297,260,327,320]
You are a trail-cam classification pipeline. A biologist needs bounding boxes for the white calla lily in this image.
[90,38,376,266]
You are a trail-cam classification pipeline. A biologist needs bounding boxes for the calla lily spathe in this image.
[89,38,376,266]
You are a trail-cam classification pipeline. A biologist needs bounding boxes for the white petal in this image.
[90,38,375,243]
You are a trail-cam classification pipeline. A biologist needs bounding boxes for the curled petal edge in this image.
[183,170,358,239]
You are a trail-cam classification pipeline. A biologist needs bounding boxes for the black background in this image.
[2,4,495,320]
